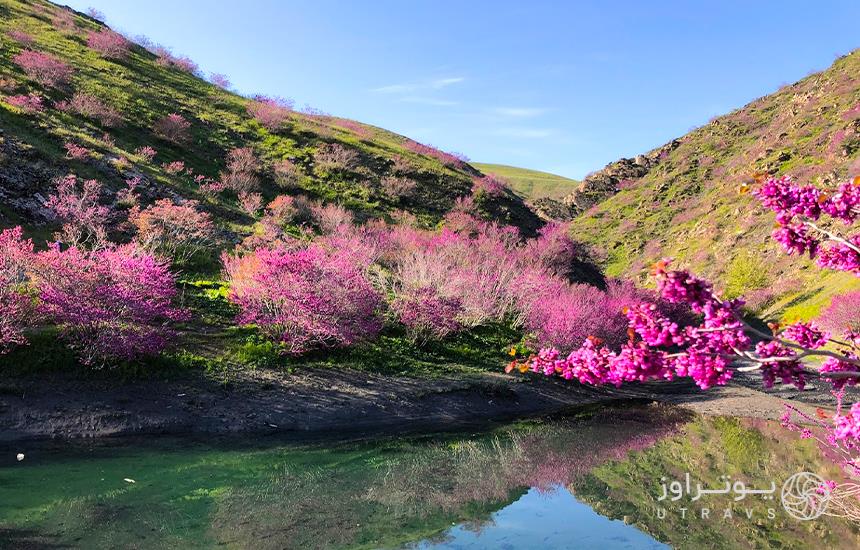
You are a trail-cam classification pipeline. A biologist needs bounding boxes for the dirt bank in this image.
[0,367,847,444]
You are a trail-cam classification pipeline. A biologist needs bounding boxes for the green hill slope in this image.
[565,49,860,321]
[472,162,580,200]
[0,0,541,243]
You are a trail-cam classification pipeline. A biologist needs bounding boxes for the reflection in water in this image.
[0,404,857,549]
[407,486,668,550]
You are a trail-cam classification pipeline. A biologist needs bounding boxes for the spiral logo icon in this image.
[781,472,830,521]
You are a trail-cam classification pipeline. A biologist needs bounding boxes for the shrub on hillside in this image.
[263,195,313,229]
[208,72,231,90]
[311,202,354,234]
[45,175,109,248]
[238,192,263,217]
[819,290,860,335]
[273,159,301,189]
[523,222,599,282]
[13,50,73,88]
[223,244,383,354]
[68,92,122,126]
[221,147,260,193]
[86,29,130,59]
[63,141,92,161]
[380,175,418,202]
[134,145,157,161]
[246,95,293,130]
[0,227,36,354]
[130,199,216,264]
[7,30,35,46]
[153,113,191,144]
[35,243,188,365]
[314,143,359,173]
[390,286,463,344]
[5,93,45,114]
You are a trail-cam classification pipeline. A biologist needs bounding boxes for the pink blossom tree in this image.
[130,199,216,264]
[5,93,45,114]
[0,227,36,354]
[86,29,130,59]
[44,175,109,247]
[35,243,188,365]
[220,147,260,193]
[246,95,293,130]
[13,50,73,88]
[223,244,383,354]
[68,92,122,126]
[153,113,191,144]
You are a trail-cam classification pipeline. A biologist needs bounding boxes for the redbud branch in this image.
[804,220,860,255]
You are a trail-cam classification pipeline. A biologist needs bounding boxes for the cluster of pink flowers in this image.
[754,175,860,274]
[12,49,73,88]
[403,140,467,168]
[45,175,109,247]
[86,29,130,59]
[66,92,122,126]
[153,113,191,144]
[246,95,294,130]
[37,243,188,365]
[0,225,186,364]
[0,227,36,354]
[5,93,44,114]
[63,141,92,161]
[134,145,157,161]
[161,160,187,175]
[129,199,216,265]
[223,244,383,354]
[7,30,35,46]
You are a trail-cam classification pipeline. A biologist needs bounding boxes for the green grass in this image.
[566,49,860,319]
[473,162,580,200]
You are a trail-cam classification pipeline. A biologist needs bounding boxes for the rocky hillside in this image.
[560,49,860,321]
[0,0,541,244]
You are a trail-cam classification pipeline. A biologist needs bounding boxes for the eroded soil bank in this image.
[0,366,843,444]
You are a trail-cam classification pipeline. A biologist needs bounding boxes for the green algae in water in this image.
[0,407,857,549]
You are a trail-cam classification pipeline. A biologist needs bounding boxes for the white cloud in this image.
[430,77,465,89]
[371,76,465,94]
[400,96,459,106]
[492,127,556,139]
[493,107,548,118]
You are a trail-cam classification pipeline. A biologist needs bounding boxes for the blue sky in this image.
[66,0,859,179]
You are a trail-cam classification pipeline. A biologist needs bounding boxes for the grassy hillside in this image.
[566,50,860,321]
[0,0,541,245]
[472,162,580,200]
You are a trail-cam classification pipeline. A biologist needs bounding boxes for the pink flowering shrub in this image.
[130,199,216,264]
[5,93,44,114]
[273,159,301,189]
[311,202,354,234]
[404,140,467,168]
[135,145,157,161]
[314,143,360,173]
[7,30,35,46]
[209,72,231,89]
[64,142,92,161]
[45,175,109,247]
[153,113,191,144]
[381,175,418,201]
[162,160,186,174]
[238,191,263,217]
[262,195,312,228]
[0,227,36,354]
[13,50,73,88]
[223,244,383,354]
[221,147,260,193]
[35,243,187,365]
[68,93,122,126]
[336,118,372,139]
[523,222,596,280]
[86,29,129,59]
[819,290,860,335]
[473,174,509,197]
[246,95,293,130]
[391,286,463,344]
